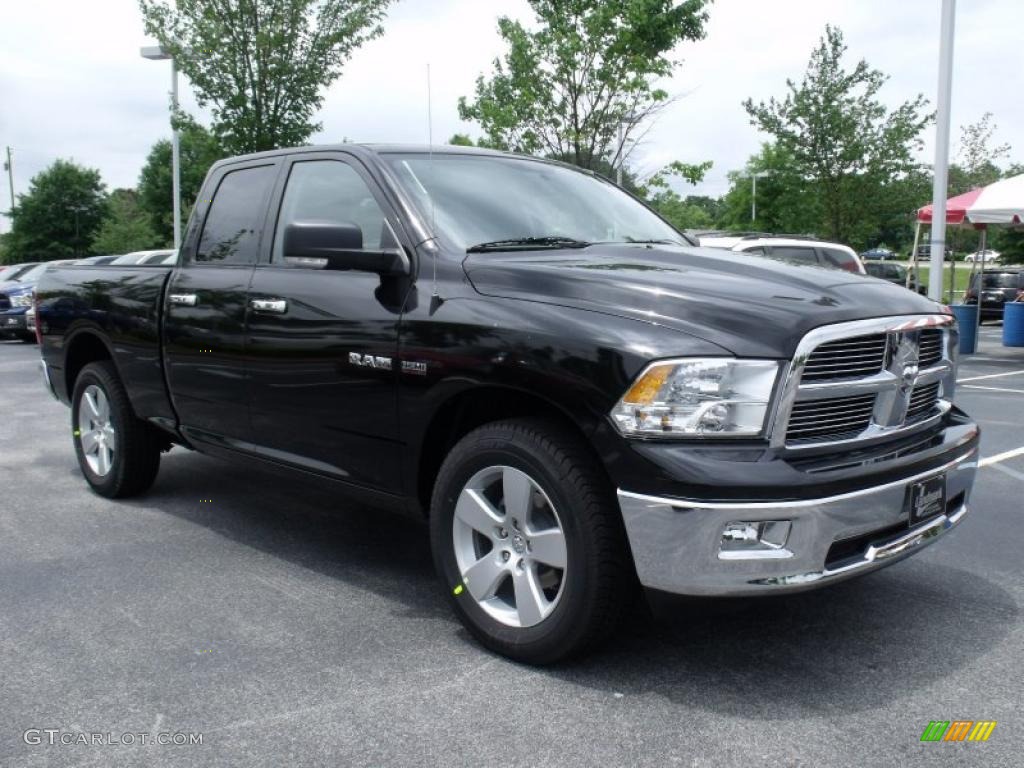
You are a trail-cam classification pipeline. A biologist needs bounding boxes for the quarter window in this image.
[196,165,276,264]
[272,160,387,263]
[821,247,861,273]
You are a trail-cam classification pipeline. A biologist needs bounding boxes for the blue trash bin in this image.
[1004,301,1024,347]
[951,304,978,355]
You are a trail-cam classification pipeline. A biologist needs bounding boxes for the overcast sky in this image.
[1,0,1021,233]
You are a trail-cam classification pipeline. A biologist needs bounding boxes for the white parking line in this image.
[957,369,1024,383]
[990,463,1024,482]
[979,446,1024,468]
[961,384,1024,394]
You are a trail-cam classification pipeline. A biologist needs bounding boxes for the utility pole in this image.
[3,146,14,217]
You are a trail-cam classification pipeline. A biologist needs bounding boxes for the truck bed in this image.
[37,264,176,424]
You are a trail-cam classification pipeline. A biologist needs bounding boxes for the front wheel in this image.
[430,418,633,664]
[71,361,162,498]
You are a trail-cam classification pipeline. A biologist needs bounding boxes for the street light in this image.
[616,113,639,187]
[747,171,770,222]
[141,44,181,250]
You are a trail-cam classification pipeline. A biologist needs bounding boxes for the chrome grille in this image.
[907,381,940,421]
[801,333,888,381]
[918,329,943,368]
[772,315,956,449]
[787,393,876,442]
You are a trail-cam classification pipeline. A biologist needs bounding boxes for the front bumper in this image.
[617,441,978,596]
[0,309,28,336]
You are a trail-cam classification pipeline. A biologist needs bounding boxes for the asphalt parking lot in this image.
[1,333,1022,768]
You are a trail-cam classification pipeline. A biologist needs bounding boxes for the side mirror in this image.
[283,221,409,276]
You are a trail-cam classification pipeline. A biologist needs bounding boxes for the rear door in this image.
[244,151,413,491]
[163,159,280,445]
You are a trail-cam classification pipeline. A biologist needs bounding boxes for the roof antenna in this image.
[427,63,444,313]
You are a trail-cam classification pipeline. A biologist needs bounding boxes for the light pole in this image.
[616,113,638,187]
[141,44,181,250]
[748,171,770,222]
[928,0,956,302]
[3,146,13,218]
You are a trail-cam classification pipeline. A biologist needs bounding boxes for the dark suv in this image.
[965,269,1024,320]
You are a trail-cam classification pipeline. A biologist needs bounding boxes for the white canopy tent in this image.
[910,173,1024,331]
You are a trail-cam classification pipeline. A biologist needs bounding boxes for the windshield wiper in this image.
[620,237,683,245]
[466,236,591,253]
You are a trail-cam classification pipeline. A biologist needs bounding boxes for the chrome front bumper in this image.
[617,445,978,596]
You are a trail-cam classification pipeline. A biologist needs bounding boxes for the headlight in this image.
[611,358,780,437]
[10,292,33,308]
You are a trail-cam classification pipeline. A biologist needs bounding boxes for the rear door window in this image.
[196,165,277,264]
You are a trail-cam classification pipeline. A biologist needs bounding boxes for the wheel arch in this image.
[63,329,117,400]
[414,384,601,515]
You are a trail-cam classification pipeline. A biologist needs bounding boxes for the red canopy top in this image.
[917,187,983,224]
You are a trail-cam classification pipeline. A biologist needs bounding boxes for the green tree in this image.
[138,119,223,244]
[139,0,394,154]
[949,112,1010,194]
[743,25,931,245]
[641,160,713,229]
[448,133,476,147]
[458,0,711,172]
[716,143,821,236]
[5,160,107,262]
[91,189,161,255]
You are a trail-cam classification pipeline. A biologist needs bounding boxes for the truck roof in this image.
[209,142,513,172]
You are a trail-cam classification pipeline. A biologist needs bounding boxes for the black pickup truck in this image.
[37,144,979,663]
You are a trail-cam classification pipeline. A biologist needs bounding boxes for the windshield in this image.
[973,273,1019,289]
[383,153,687,251]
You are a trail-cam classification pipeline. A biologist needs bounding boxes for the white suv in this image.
[698,234,866,275]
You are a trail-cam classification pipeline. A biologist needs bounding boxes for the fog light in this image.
[719,520,793,559]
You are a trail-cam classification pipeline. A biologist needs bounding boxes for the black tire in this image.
[18,333,36,344]
[71,361,162,498]
[430,418,634,664]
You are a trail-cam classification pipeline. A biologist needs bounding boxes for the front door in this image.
[244,153,413,492]
[163,160,279,445]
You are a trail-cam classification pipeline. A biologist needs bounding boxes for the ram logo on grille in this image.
[781,320,951,446]
[887,332,921,426]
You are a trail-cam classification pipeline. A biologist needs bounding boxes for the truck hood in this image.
[463,244,943,358]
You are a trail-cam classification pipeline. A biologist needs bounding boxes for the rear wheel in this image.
[71,361,162,498]
[430,418,633,664]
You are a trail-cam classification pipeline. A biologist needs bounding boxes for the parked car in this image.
[964,269,1024,320]
[864,261,925,293]
[914,245,954,262]
[0,262,39,290]
[37,144,978,663]
[723,235,866,274]
[860,247,897,261]
[1,261,74,342]
[74,255,120,266]
[965,249,1001,264]
[107,249,177,266]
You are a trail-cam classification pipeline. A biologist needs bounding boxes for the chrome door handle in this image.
[168,293,198,306]
[250,298,288,314]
